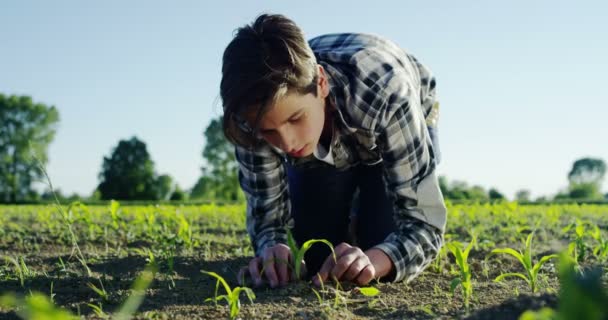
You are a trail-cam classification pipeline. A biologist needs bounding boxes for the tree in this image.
[515,189,531,202]
[437,177,489,201]
[568,157,606,187]
[0,94,59,203]
[192,117,242,201]
[488,188,505,201]
[97,136,159,200]
[170,185,187,201]
[568,183,602,200]
[566,157,606,200]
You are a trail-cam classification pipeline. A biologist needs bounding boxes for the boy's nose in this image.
[277,130,296,152]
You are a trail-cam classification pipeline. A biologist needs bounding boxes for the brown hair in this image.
[220,13,318,147]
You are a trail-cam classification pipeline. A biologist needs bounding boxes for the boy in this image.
[221,14,446,288]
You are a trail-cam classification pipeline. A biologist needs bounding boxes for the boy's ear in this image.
[317,64,330,99]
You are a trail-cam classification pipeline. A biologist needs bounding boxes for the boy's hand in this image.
[313,242,375,286]
[237,244,301,288]
[313,242,393,286]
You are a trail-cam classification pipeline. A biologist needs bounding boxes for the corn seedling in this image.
[202,270,256,320]
[518,252,608,320]
[32,152,92,277]
[563,219,589,264]
[0,292,79,320]
[87,302,107,318]
[87,278,109,302]
[49,281,56,304]
[590,225,608,262]
[431,233,455,274]
[4,256,35,287]
[446,234,476,311]
[113,266,157,320]
[286,229,336,280]
[0,267,156,320]
[490,232,558,293]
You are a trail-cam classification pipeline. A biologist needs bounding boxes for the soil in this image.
[0,244,569,320]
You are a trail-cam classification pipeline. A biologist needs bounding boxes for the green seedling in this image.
[87,279,109,302]
[286,229,336,280]
[517,252,608,320]
[490,232,558,293]
[114,266,157,320]
[563,219,588,264]
[49,281,56,304]
[4,256,35,287]
[446,234,476,311]
[431,233,454,274]
[87,302,107,318]
[33,152,92,277]
[202,270,255,320]
[590,225,608,262]
[0,292,79,320]
[0,266,156,320]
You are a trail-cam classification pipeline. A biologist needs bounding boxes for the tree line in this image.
[1,93,606,203]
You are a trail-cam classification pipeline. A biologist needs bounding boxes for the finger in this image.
[342,256,370,281]
[248,257,263,286]
[274,248,290,286]
[330,247,361,281]
[262,253,279,288]
[314,243,353,286]
[355,264,376,286]
[333,242,352,259]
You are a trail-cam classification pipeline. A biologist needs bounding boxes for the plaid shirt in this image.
[235,33,447,283]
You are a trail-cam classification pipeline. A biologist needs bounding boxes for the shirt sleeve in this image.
[235,143,293,256]
[371,72,447,283]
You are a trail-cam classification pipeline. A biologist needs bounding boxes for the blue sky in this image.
[1,1,606,199]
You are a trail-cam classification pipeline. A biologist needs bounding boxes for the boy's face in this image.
[254,65,330,157]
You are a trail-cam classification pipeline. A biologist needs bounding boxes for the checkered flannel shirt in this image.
[235,33,447,283]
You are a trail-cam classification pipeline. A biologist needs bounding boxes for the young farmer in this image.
[221,14,446,288]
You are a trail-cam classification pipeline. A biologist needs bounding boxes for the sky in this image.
[1,1,607,200]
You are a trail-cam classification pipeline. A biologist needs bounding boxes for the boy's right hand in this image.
[237,243,300,288]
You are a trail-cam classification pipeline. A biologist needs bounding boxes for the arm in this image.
[235,143,293,256]
[371,73,447,283]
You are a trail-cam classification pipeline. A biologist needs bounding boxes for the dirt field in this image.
[0,202,606,319]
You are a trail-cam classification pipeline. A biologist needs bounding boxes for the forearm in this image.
[365,248,395,280]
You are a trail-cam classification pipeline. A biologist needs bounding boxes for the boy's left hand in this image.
[313,242,391,286]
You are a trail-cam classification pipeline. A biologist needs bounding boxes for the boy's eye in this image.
[289,113,306,123]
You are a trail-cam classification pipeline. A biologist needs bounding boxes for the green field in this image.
[0,202,607,319]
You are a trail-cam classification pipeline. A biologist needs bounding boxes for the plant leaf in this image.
[450,278,462,294]
[531,254,559,278]
[202,270,232,296]
[491,248,525,267]
[357,287,380,297]
[494,272,529,285]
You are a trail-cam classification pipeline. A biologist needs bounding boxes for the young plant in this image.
[4,256,36,287]
[563,219,588,264]
[446,234,476,311]
[87,278,109,302]
[114,266,157,320]
[202,270,256,320]
[0,266,156,320]
[32,152,92,277]
[490,232,558,293]
[518,252,608,320]
[590,224,608,262]
[0,292,78,320]
[286,229,336,280]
